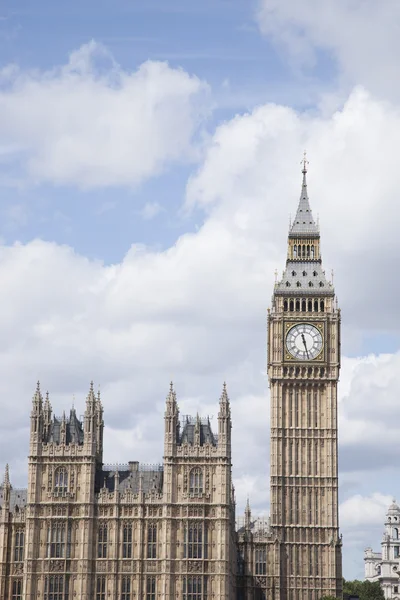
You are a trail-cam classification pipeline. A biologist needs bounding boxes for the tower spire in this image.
[289,153,318,237]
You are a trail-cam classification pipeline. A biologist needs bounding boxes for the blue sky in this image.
[0,0,336,262]
[2,0,400,581]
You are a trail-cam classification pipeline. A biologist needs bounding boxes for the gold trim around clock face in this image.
[284,321,324,361]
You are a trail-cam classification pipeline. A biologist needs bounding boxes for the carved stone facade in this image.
[267,161,343,599]
[0,382,236,599]
[0,165,342,600]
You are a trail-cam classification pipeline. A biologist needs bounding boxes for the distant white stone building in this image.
[365,500,400,599]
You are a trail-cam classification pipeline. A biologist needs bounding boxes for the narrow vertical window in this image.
[12,580,22,600]
[14,529,24,562]
[189,468,203,496]
[123,523,132,559]
[96,576,106,600]
[147,523,157,559]
[121,576,131,600]
[255,547,266,575]
[98,522,108,559]
[146,576,156,600]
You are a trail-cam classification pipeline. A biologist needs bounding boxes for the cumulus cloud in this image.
[257,0,400,100]
[0,41,210,188]
[3,38,400,578]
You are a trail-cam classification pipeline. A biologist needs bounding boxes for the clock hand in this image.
[301,333,310,359]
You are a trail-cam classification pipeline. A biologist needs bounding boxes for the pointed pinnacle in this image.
[220,382,230,403]
[4,463,9,486]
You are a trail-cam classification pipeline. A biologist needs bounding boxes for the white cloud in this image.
[0,41,210,188]
[3,50,400,578]
[257,0,400,100]
[340,493,391,528]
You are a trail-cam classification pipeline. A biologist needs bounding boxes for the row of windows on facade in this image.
[292,245,316,259]
[50,467,204,496]
[96,575,208,600]
[9,575,210,600]
[98,522,208,560]
[11,521,208,560]
[283,299,325,312]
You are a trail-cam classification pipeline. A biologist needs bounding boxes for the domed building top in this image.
[387,499,400,515]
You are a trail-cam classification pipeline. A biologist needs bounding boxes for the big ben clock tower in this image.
[267,158,342,600]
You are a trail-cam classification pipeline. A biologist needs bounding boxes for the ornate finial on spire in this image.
[219,382,231,421]
[90,381,94,393]
[301,150,309,174]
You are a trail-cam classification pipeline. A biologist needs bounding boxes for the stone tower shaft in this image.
[268,163,342,600]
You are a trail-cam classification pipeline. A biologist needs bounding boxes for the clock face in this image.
[286,323,323,361]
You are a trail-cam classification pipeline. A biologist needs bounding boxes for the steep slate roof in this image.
[47,409,84,445]
[289,168,319,237]
[275,261,334,296]
[179,417,217,447]
[0,487,27,512]
[96,464,163,494]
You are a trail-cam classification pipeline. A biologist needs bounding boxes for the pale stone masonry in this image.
[267,160,343,599]
[0,164,342,600]
[0,382,236,600]
[365,500,400,599]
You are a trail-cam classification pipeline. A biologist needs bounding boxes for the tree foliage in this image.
[320,580,384,600]
[343,579,385,600]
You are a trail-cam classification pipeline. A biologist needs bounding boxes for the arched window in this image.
[289,300,294,312]
[12,579,22,600]
[311,246,315,258]
[308,300,312,312]
[295,300,300,312]
[286,281,291,287]
[306,245,310,257]
[54,467,68,495]
[293,245,297,258]
[283,300,288,312]
[189,468,203,496]
[394,528,399,540]
[302,245,306,257]
[320,300,325,312]
[121,577,131,600]
[314,300,319,312]
[301,300,306,312]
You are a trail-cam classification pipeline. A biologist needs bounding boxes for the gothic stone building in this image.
[0,165,342,600]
